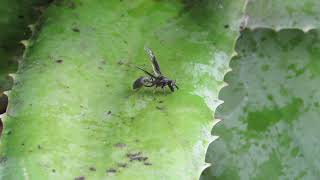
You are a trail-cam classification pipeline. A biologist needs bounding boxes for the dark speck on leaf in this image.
[52,169,56,173]
[117,60,124,65]
[101,60,106,64]
[144,162,152,166]
[56,59,63,63]
[158,100,163,103]
[156,106,164,110]
[0,157,7,164]
[74,176,85,180]
[117,163,127,168]
[106,168,117,173]
[38,145,41,149]
[107,111,112,115]
[72,27,80,32]
[224,24,229,28]
[114,143,126,148]
[131,156,148,162]
[89,167,96,171]
[126,152,141,158]
[127,152,148,162]
[18,15,24,19]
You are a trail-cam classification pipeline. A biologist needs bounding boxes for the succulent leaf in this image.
[0,0,246,179]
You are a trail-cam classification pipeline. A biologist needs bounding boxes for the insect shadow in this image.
[133,47,179,93]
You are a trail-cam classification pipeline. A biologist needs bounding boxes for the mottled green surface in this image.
[245,0,320,29]
[0,0,245,179]
[202,29,320,180]
[0,0,49,92]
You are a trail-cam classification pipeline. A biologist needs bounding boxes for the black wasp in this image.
[133,48,179,92]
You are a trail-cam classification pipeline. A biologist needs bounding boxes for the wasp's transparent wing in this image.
[144,47,162,76]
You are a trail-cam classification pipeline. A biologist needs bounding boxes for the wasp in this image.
[133,48,179,92]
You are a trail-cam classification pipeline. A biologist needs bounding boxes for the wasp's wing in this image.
[144,47,162,76]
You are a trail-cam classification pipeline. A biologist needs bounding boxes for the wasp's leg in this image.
[158,82,167,93]
[144,83,155,87]
[162,86,166,93]
[160,83,164,92]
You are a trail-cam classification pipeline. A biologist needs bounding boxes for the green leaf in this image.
[0,0,245,179]
[244,0,320,30]
[202,29,320,179]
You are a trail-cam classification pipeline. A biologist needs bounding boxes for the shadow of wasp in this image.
[133,47,179,92]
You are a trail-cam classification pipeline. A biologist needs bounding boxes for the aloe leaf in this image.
[0,0,246,179]
[244,0,320,30]
[202,29,320,179]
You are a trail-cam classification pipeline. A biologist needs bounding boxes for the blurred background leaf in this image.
[244,0,320,29]
[202,29,320,180]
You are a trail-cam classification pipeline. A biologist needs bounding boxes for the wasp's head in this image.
[168,80,179,92]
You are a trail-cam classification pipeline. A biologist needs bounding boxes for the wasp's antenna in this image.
[135,66,156,78]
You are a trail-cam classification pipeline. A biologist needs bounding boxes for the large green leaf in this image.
[244,0,320,30]
[202,29,320,179]
[0,0,246,179]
